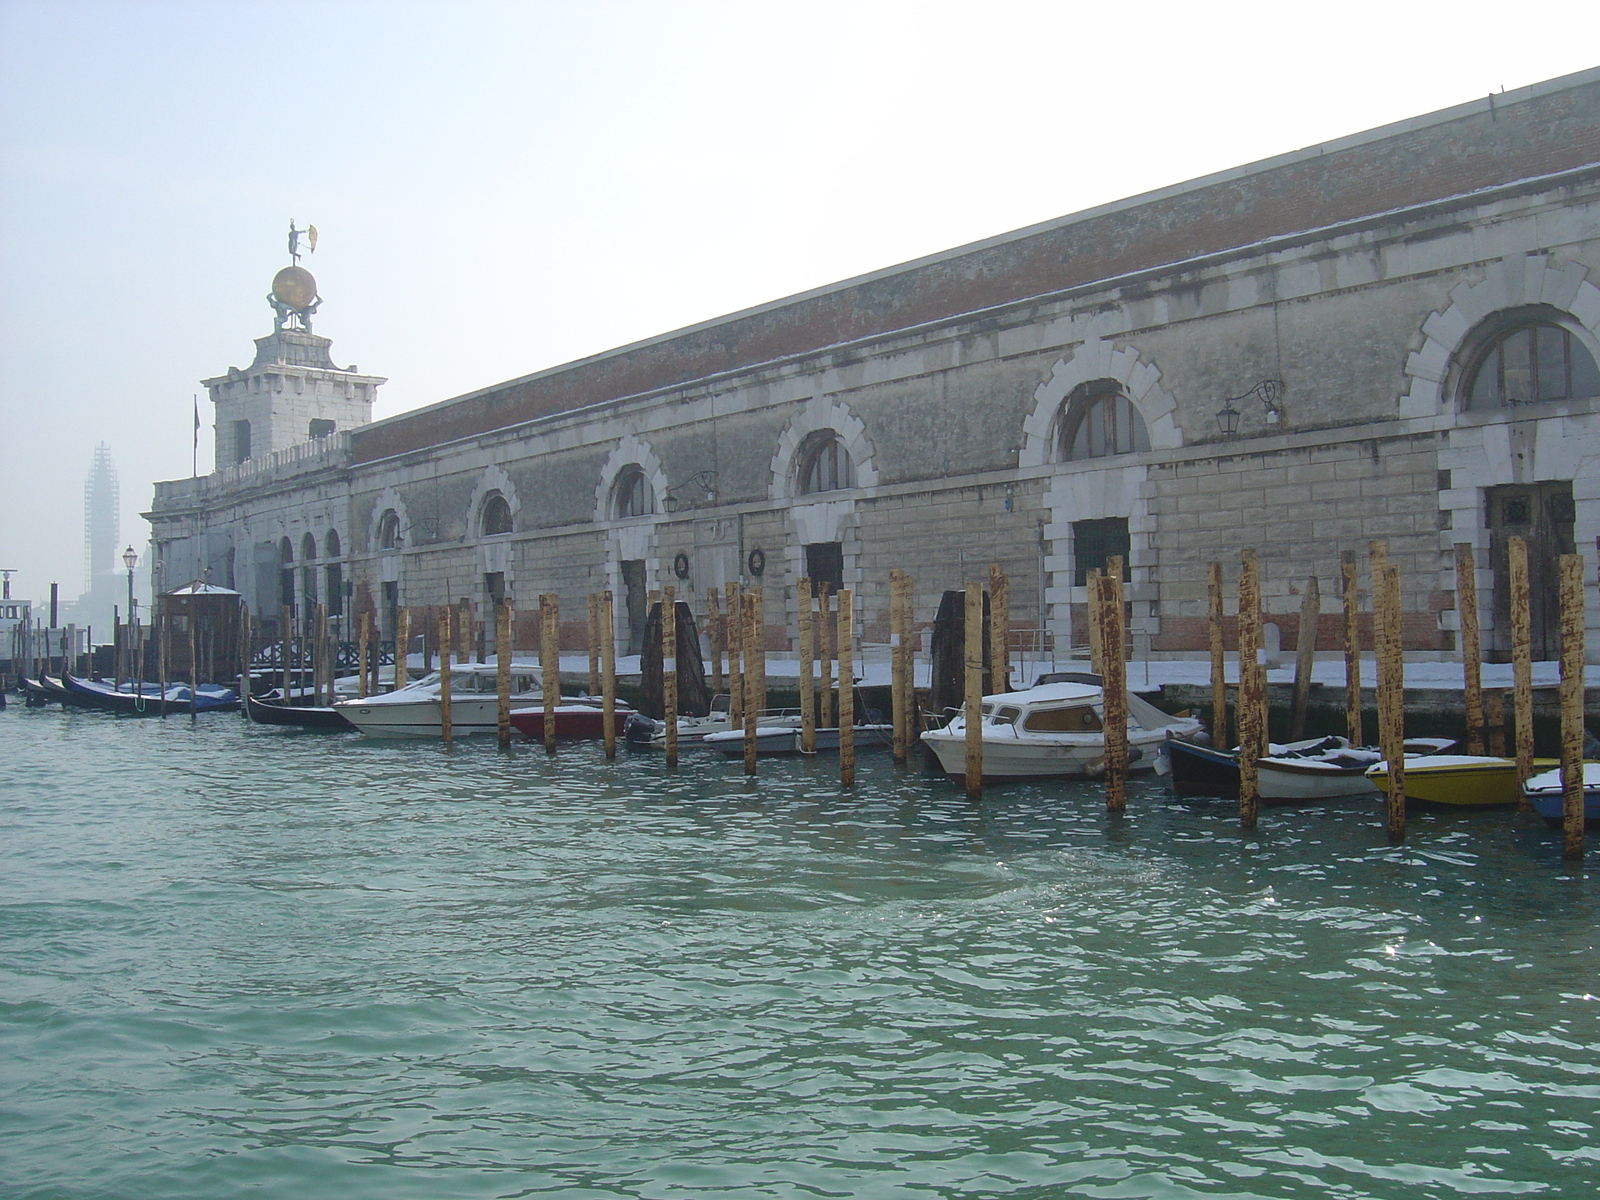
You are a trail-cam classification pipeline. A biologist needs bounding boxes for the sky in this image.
[1,0,1597,603]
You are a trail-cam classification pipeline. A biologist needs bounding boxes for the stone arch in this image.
[768,395,878,500]
[1019,339,1179,470]
[594,435,667,524]
[466,463,520,538]
[368,486,409,554]
[1400,255,1600,417]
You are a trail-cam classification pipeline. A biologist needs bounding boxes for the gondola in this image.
[61,671,239,715]
[245,692,355,730]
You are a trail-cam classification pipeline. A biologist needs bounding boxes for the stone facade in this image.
[148,69,1600,664]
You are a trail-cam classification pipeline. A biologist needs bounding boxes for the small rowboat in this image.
[1162,735,1455,803]
[1366,755,1561,806]
[1520,762,1600,827]
[702,723,894,756]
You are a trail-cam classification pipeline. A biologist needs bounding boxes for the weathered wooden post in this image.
[601,590,617,760]
[1455,543,1484,756]
[988,563,1009,694]
[1098,573,1128,813]
[890,569,908,764]
[707,587,725,698]
[357,611,369,699]
[1341,550,1362,747]
[188,604,199,719]
[751,586,767,724]
[1484,689,1507,756]
[662,585,679,768]
[314,603,327,705]
[282,605,294,701]
[742,590,758,777]
[818,583,835,730]
[1086,567,1104,676]
[1375,563,1405,843]
[587,593,600,697]
[838,587,856,788]
[541,593,558,755]
[797,577,816,755]
[457,597,471,661]
[963,583,984,800]
[1237,550,1262,829]
[1558,553,1586,862]
[497,598,512,750]
[1207,561,1226,746]
[1289,576,1319,741]
[237,603,251,716]
[157,596,169,717]
[395,607,410,692]
[1508,536,1535,802]
[726,581,743,728]
[438,606,453,746]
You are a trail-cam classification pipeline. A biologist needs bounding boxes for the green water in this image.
[2,705,1597,1199]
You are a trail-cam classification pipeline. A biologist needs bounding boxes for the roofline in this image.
[358,65,1600,435]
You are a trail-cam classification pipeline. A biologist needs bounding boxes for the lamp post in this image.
[122,545,138,684]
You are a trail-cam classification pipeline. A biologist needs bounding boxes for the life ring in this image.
[747,547,766,577]
[673,552,691,580]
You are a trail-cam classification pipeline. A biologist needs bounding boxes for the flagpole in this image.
[192,394,199,478]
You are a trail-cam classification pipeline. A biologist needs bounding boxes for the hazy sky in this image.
[2,0,1597,601]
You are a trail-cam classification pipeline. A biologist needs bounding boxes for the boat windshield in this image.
[1023,704,1103,733]
[991,706,1021,726]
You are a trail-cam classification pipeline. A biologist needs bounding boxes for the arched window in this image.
[613,466,654,519]
[301,532,317,561]
[1058,383,1150,461]
[377,510,402,550]
[799,432,854,495]
[278,536,294,564]
[1464,320,1600,409]
[480,492,513,536]
[324,529,341,558]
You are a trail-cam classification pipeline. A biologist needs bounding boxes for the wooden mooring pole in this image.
[601,590,617,760]
[497,598,512,750]
[707,587,725,699]
[963,582,983,800]
[797,577,816,756]
[541,594,558,755]
[1508,536,1535,806]
[1455,543,1484,756]
[1288,575,1318,742]
[1341,550,1362,747]
[1237,550,1262,830]
[1558,553,1586,862]
[988,563,1009,694]
[395,607,410,692]
[356,611,369,699]
[726,581,743,730]
[1098,572,1128,813]
[438,605,453,746]
[890,569,911,764]
[587,593,600,697]
[662,585,679,768]
[1207,561,1226,746]
[742,589,758,777]
[1375,563,1405,843]
[838,587,855,789]
[237,603,250,718]
[1086,567,1104,676]
[818,584,835,731]
[314,603,327,705]
[283,605,294,701]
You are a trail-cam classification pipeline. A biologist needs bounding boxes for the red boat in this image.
[508,699,635,741]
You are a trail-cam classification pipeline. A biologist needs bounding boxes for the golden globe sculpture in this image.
[271,265,318,312]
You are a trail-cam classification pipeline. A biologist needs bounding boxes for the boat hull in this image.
[334,696,518,738]
[702,724,893,756]
[1521,763,1600,826]
[246,694,355,730]
[921,727,1164,781]
[1367,755,1560,806]
[508,703,633,740]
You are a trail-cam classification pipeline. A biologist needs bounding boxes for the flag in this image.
[193,394,200,448]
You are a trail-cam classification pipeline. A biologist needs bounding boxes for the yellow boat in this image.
[1365,755,1561,806]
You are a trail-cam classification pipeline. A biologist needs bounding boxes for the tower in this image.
[203,227,385,467]
[84,443,118,595]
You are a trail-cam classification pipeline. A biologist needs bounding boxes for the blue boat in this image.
[61,672,239,715]
[1522,762,1600,827]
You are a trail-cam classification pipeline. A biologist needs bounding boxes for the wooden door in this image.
[1487,481,1575,661]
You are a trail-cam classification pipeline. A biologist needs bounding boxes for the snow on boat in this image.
[1520,762,1600,827]
[332,660,543,738]
[508,698,635,741]
[1365,754,1561,807]
[920,681,1201,782]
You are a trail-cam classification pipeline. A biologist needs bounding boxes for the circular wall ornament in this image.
[747,548,766,577]
[673,552,691,579]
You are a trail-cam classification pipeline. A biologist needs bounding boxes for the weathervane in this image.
[287,220,318,264]
[270,221,323,333]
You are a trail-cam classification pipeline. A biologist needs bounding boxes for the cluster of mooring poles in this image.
[218,537,1593,863]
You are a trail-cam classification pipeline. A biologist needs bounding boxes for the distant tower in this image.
[203,224,385,467]
[84,444,119,596]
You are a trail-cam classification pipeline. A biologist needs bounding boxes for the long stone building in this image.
[148,68,1600,666]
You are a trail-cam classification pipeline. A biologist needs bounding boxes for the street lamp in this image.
[122,545,138,686]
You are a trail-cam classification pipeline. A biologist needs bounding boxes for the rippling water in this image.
[2,704,1597,1198]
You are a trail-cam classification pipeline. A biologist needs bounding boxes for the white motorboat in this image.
[920,681,1202,781]
[1256,736,1455,803]
[623,695,805,748]
[333,660,544,738]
